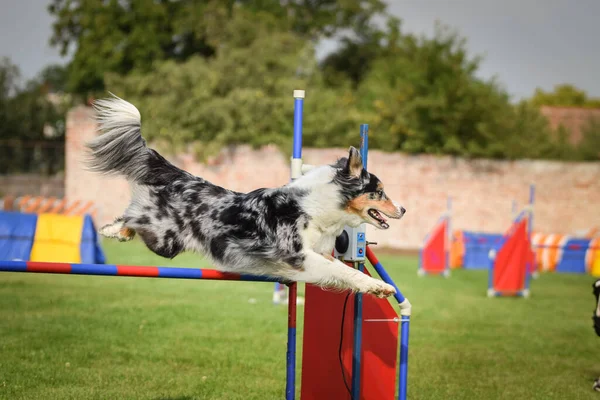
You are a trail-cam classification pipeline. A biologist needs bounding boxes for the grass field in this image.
[1,238,599,400]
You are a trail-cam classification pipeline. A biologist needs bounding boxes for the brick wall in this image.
[0,174,64,198]
[67,105,600,250]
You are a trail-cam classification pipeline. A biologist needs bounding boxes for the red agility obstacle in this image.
[418,198,451,277]
[488,185,535,298]
[301,271,399,400]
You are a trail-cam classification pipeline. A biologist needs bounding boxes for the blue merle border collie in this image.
[87,96,406,298]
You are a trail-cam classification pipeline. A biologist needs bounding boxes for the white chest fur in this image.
[301,223,344,255]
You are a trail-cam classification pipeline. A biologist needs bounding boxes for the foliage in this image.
[48,0,386,96]
[38,64,69,93]
[577,118,600,160]
[530,84,600,108]
[103,6,369,160]
[45,1,598,162]
[0,58,67,174]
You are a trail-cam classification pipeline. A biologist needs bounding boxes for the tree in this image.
[101,13,576,162]
[38,64,69,93]
[350,23,510,158]
[530,84,600,108]
[48,0,386,96]
[49,1,592,161]
[577,118,600,160]
[48,0,216,96]
[0,58,67,174]
[0,57,20,101]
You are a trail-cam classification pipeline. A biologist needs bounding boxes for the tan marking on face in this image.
[346,194,398,217]
[377,198,398,216]
[346,193,371,216]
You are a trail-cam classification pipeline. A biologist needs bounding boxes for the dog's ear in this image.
[345,146,363,178]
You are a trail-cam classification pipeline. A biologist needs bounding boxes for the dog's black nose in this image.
[400,207,406,214]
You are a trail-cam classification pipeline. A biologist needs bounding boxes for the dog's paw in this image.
[593,378,600,392]
[99,222,135,241]
[362,280,396,298]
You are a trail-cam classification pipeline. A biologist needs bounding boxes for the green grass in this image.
[0,239,599,399]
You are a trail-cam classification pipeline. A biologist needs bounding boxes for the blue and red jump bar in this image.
[0,260,281,282]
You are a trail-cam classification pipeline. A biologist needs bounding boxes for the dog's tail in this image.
[86,95,186,186]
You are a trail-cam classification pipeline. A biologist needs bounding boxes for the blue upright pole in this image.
[399,317,410,400]
[351,262,364,400]
[528,184,535,239]
[285,89,305,400]
[360,124,368,168]
[365,247,410,400]
[293,92,304,161]
[351,124,369,399]
[276,90,306,305]
[523,184,535,295]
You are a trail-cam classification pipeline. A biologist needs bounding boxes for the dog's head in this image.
[332,147,406,230]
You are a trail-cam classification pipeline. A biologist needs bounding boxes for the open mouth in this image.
[368,209,389,229]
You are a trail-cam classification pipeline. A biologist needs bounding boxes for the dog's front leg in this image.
[99,216,136,242]
[287,250,396,298]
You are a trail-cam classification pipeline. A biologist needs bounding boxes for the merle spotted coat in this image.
[88,96,406,297]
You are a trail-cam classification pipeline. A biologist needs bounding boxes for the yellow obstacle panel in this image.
[30,213,85,263]
[589,238,600,277]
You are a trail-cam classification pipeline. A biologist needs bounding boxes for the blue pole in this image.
[528,184,535,239]
[277,90,305,306]
[351,124,369,399]
[351,262,364,400]
[446,197,452,274]
[524,184,535,293]
[360,124,369,168]
[399,317,410,400]
[285,90,305,400]
[286,283,297,400]
[366,247,406,304]
[293,95,304,160]
[365,247,409,400]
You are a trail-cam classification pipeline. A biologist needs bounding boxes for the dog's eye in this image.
[376,189,384,197]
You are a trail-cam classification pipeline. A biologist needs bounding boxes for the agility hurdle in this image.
[0,90,411,400]
[0,260,281,282]
[487,184,535,297]
[445,194,534,271]
[299,97,411,399]
[418,197,451,277]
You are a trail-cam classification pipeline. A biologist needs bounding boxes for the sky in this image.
[0,0,599,101]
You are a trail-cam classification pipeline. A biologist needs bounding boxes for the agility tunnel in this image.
[439,183,600,277]
[487,186,535,297]
[452,231,506,270]
[532,233,600,276]
[0,211,105,264]
[0,90,411,400]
